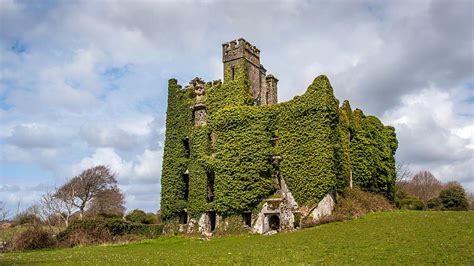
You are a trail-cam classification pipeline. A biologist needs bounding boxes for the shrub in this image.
[335,188,393,218]
[125,209,156,224]
[57,218,163,247]
[427,197,442,210]
[11,227,56,251]
[56,219,111,246]
[399,196,424,210]
[302,188,392,228]
[438,184,469,210]
[105,219,132,236]
[13,213,41,226]
[129,224,164,237]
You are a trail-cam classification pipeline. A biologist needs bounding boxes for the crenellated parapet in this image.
[222,38,260,64]
[222,38,277,105]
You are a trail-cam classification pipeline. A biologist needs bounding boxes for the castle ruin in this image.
[160,39,398,235]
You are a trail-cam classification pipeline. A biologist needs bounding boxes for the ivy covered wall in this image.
[275,75,344,205]
[160,63,398,220]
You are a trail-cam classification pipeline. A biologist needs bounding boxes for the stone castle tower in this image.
[160,38,398,236]
[222,38,278,105]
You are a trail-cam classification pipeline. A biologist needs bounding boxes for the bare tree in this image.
[87,187,126,218]
[0,201,9,221]
[395,161,412,184]
[57,165,118,219]
[40,189,77,227]
[399,171,443,203]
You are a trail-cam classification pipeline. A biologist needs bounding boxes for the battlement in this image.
[222,38,260,63]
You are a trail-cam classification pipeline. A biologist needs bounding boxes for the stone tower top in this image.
[222,38,260,67]
[222,38,277,105]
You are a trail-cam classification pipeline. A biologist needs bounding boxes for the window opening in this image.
[179,210,188,224]
[182,172,189,201]
[208,211,216,231]
[183,137,190,158]
[243,212,252,227]
[206,171,215,202]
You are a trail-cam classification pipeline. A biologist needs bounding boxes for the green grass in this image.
[1,211,473,265]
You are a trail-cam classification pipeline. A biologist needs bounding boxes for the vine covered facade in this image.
[160,39,398,235]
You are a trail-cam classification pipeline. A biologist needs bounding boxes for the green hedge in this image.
[57,219,164,241]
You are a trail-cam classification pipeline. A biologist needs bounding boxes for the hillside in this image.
[1,211,473,265]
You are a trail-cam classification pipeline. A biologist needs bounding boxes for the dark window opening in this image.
[182,173,189,201]
[208,132,215,150]
[206,171,215,202]
[183,137,190,158]
[266,91,269,103]
[231,66,235,80]
[269,215,280,231]
[208,211,216,231]
[179,210,188,224]
[243,212,252,227]
[293,212,301,229]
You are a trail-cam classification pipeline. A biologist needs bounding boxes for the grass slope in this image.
[1,211,473,265]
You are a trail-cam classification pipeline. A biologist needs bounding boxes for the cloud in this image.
[0,0,472,213]
[384,87,473,190]
[6,124,68,148]
[72,148,134,179]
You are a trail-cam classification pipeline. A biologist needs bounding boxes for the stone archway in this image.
[268,214,280,231]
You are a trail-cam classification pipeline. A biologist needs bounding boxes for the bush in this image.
[427,197,442,210]
[335,188,393,218]
[129,224,164,237]
[57,218,163,247]
[11,227,56,251]
[13,213,41,226]
[56,219,111,246]
[125,209,157,224]
[438,184,469,210]
[399,196,424,210]
[302,188,392,228]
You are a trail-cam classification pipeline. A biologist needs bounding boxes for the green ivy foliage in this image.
[349,109,398,200]
[276,75,344,205]
[209,105,276,215]
[160,63,398,220]
[160,79,193,219]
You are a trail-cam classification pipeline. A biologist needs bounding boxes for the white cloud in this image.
[0,0,473,214]
[72,148,134,179]
[384,87,473,188]
[134,149,163,179]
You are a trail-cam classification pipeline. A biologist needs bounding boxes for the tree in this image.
[57,165,118,219]
[0,201,9,221]
[438,182,469,210]
[398,171,443,203]
[87,187,126,218]
[395,161,412,184]
[40,189,77,227]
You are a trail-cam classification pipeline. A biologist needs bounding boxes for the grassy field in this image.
[1,211,473,265]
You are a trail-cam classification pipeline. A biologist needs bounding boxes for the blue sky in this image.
[0,0,473,215]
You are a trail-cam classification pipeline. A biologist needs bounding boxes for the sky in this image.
[0,0,473,215]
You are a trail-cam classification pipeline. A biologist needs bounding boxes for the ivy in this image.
[161,63,398,220]
[275,75,344,205]
[160,79,193,219]
[349,109,398,200]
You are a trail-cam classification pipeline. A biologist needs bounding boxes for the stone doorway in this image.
[269,214,280,230]
[243,212,252,227]
[208,211,216,231]
[179,210,188,224]
[264,213,280,233]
